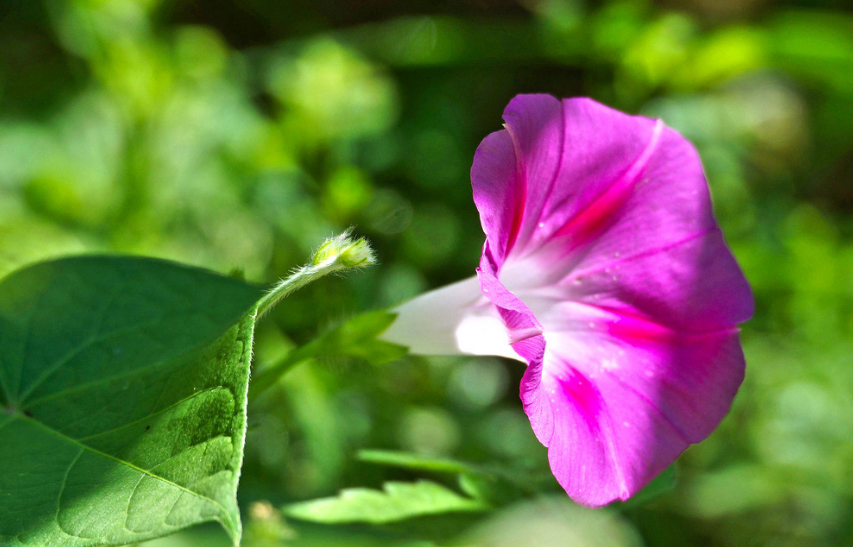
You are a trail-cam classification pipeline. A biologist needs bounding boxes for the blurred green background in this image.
[1,0,852,545]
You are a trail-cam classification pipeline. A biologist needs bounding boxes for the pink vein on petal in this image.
[553,299,740,342]
[556,365,629,497]
[518,99,567,254]
[601,308,731,343]
[566,227,717,282]
[608,367,693,444]
[552,119,665,251]
[503,123,528,260]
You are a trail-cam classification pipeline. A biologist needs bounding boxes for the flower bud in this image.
[313,231,375,268]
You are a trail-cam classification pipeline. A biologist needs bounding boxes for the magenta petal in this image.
[564,228,754,332]
[471,130,526,267]
[472,95,563,265]
[477,243,545,367]
[472,96,666,267]
[520,299,745,506]
[469,94,753,507]
[478,263,747,506]
[378,93,754,507]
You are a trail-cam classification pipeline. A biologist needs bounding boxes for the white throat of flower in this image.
[381,275,527,362]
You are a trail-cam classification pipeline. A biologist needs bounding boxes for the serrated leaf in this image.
[283,481,487,524]
[0,256,266,547]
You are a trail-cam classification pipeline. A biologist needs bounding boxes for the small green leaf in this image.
[283,481,487,524]
[250,311,407,397]
[295,311,408,366]
[0,256,266,546]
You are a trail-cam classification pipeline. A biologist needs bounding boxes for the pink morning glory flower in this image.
[382,94,753,507]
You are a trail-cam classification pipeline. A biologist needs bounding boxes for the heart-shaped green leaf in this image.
[0,256,265,546]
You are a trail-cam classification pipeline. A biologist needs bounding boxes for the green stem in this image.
[255,230,375,318]
[255,261,345,318]
[250,230,376,397]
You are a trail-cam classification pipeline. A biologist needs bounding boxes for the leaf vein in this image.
[19,315,169,404]
[20,318,219,409]
[12,287,48,401]
[124,474,147,534]
[55,448,86,540]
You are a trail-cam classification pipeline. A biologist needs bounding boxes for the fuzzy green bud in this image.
[257,229,376,317]
[313,230,375,268]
